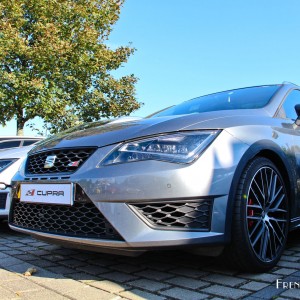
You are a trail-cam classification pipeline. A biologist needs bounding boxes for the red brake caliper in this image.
[248,198,254,228]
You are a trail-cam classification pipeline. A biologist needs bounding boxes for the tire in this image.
[224,157,289,272]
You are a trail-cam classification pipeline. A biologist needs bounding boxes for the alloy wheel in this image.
[246,166,288,262]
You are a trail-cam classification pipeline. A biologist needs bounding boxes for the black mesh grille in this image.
[26,148,95,175]
[0,193,7,209]
[10,199,123,241]
[131,200,212,231]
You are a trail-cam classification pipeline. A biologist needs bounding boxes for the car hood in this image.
[31,109,271,152]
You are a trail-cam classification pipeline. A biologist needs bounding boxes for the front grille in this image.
[26,148,96,175]
[10,199,123,241]
[0,193,7,209]
[130,200,212,231]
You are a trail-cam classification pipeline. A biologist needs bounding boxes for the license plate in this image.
[20,183,73,205]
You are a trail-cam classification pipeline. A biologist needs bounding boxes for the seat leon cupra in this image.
[9,82,300,272]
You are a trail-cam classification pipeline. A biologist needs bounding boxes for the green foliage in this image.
[0,0,141,135]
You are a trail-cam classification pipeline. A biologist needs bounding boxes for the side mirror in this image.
[295,104,300,126]
[295,104,300,117]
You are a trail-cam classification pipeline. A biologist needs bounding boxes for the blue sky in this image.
[1,0,300,136]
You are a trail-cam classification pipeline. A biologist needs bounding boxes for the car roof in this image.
[0,145,35,159]
[0,136,42,141]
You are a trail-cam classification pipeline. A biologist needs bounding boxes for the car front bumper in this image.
[9,130,248,255]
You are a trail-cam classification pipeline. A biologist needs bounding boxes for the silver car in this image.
[9,83,300,272]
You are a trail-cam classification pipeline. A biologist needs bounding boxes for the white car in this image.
[0,136,42,151]
[0,138,43,220]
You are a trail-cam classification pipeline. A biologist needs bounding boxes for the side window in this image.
[23,140,38,146]
[279,90,300,121]
[0,140,21,149]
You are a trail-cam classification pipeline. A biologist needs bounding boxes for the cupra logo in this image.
[25,189,35,196]
[44,155,57,169]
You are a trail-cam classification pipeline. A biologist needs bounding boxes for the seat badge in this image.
[44,155,57,169]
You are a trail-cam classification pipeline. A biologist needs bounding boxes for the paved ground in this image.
[1,222,300,300]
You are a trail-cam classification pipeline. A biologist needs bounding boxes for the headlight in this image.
[101,130,220,165]
[0,159,18,173]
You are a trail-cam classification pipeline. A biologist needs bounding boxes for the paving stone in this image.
[0,256,23,268]
[0,286,19,299]
[43,254,66,262]
[27,249,50,256]
[165,276,209,290]
[202,266,239,276]
[18,238,36,243]
[59,259,87,268]
[66,272,100,282]
[3,225,300,300]
[102,271,138,283]
[240,281,270,291]
[288,246,300,251]
[134,269,173,281]
[29,259,57,268]
[5,242,25,248]
[0,277,43,293]
[2,249,24,255]
[277,260,300,269]
[88,279,129,293]
[27,274,92,296]
[21,288,68,300]
[128,279,170,292]
[64,285,116,300]
[29,241,51,247]
[0,246,11,251]
[4,261,38,275]
[17,246,39,252]
[87,257,117,267]
[120,289,166,300]
[141,262,174,271]
[290,271,300,278]
[245,285,284,299]
[0,268,19,280]
[273,268,298,276]
[202,285,251,299]
[280,255,300,262]
[283,250,295,255]
[202,273,247,287]
[39,245,61,251]
[110,263,145,274]
[76,264,109,275]
[281,288,300,298]
[240,272,282,283]
[53,248,79,256]
[70,253,91,261]
[47,265,79,275]
[14,253,39,262]
[160,287,208,300]
[170,267,208,278]
[0,252,9,259]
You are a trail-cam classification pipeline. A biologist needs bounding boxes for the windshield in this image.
[150,85,280,118]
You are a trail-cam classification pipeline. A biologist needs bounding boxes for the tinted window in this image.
[151,85,280,117]
[278,90,300,121]
[23,140,38,146]
[0,140,21,149]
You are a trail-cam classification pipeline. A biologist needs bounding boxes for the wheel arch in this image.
[224,139,296,243]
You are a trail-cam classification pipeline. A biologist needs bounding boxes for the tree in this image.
[0,0,141,135]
